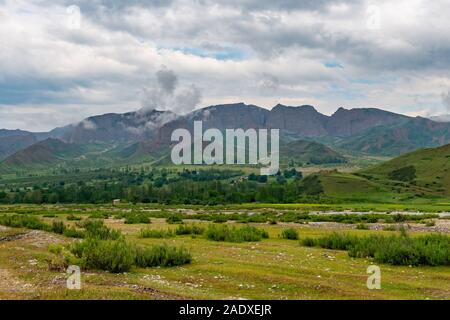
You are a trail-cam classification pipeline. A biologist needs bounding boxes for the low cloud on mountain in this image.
[1,0,450,130]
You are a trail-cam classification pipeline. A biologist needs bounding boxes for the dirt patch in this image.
[19,230,66,248]
[122,283,186,300]
[0,268,34,296]
[0,232,30,242]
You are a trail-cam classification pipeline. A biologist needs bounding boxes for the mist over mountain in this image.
[429,114,450,122]
[1,103,450,169]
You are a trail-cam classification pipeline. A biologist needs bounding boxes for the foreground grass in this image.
[0,211,449,299]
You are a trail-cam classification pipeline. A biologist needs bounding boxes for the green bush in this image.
[70,238,136,273]
[166,215,183,224]
[281,228,298,240]
[301,233,358,250]
[0,214,50,231]
[63,227,85,239]
[388,165,416,182]
[140,229,174,238]
[300,232,450,266]
[356,223,369,230]
[212,215,228,223]
[66,214,82,221]
[51,221,66,234]
[205,224,268,243]
[124,214,151,224]
[78,220,122,240]
[135,244,192,267]
[175,224,205,235]
[68,239,191,272]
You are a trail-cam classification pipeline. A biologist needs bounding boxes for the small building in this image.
[112,199,121,206]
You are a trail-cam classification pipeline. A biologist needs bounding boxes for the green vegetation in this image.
[166,215,184,224]
[205,224,268,243]
[356,223,369,230]
[281,228,299,240]
[79,220,122,240]
[0,214,49,231]
[134,244,192,268]
[175,224,205,235]
[70,238,136,273]
[0,204,449,300]
[301,232,450,266]
[66,214,82,221]
[124,213,151,224]
[69,237,192,273]
[388,166,416,182]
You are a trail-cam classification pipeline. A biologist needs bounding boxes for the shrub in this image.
[67,239,191,272]
[212,215,228,223]
[47,244,79,271]
[63,227,85,239]
[140,229,174,238]
[135,244,192,267]
[300,232,450,266]
[88,212,110,219]
[205,224,268,243]
[166,215,183,224]
[281,228,299,240]
[0,215,50,231]
[301,237,316,247]
[175,224,205,235]
[425,220,436,227]
[124,214,151,224]
[78,220,122,240]
[301,233,358,250]
[356,223,369,230]
[70,238,135,273]
[51,221,66,234]
[388,165,416,182]
[66,214,82,221]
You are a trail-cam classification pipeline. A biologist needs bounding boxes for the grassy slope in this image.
[317,144,450,202]
[363,144,450,195]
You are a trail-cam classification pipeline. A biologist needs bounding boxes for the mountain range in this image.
[1,103,450,170]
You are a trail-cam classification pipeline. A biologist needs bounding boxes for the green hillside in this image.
[363,143,450,195]
[337,118,450,156]
[280,140,346,165]
[1,138,84,168]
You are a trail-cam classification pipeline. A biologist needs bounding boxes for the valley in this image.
[0,104,449,301]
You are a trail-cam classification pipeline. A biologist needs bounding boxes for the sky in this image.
[1,0,450,131]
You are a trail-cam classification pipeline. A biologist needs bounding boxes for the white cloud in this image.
[1,0,450,130]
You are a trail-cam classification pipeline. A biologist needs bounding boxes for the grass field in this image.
[0,204,449,300]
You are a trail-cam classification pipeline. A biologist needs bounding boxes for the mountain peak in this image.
[272,104,319,113]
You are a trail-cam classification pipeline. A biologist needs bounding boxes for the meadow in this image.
[0,204,449,300]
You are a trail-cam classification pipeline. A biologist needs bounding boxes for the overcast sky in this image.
[1,0,450,131]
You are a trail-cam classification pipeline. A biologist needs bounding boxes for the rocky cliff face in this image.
[325,107,408,137]
[4,103,450,160]
[45,103,413,146]
[50,109,176,144]
[267,104,328,136]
